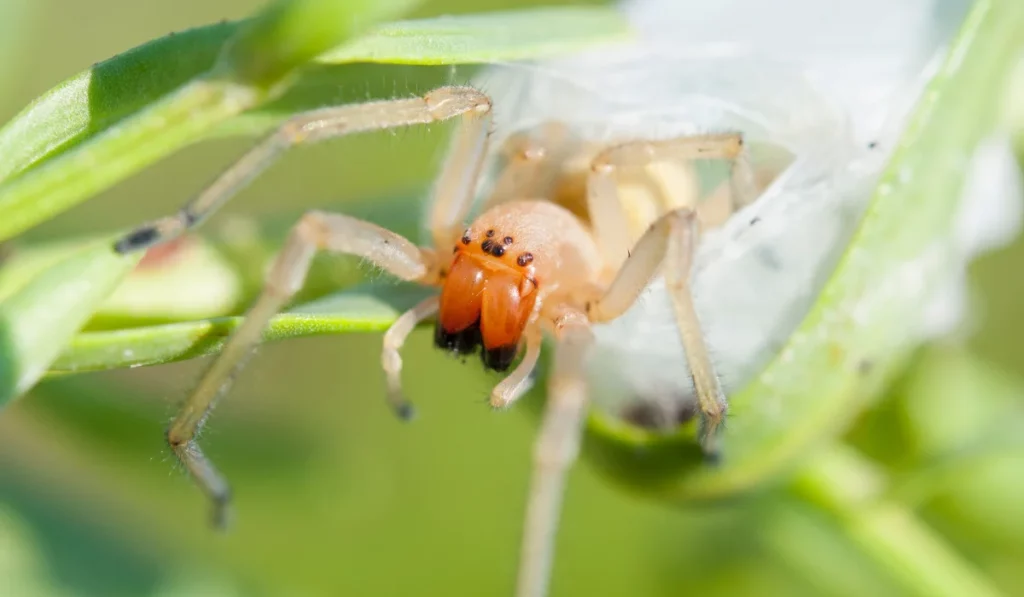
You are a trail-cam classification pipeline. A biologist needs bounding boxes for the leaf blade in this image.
[0,0,420,242]
[50,284,430,373]
[0,239,141,406]
[317,7,631,65]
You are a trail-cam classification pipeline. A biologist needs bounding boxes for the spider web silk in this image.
[471,0,1022,416]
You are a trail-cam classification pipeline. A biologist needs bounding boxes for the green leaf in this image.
[317,7,632,64]
[0,0,416,244]
[0,21,241,186]
[0,5,629,243]
[0,238,140,406]
[582,0,1024,500]
[219,0,425,86]
[51,283,429,373]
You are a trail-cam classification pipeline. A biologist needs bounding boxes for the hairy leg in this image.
[167,211,435,528]
[485,122,579,208]
[382,295,440,419]
[114,86,492,254]
[587,208,726,459]
[586,132,754,268]
[516,310,593,597]
[490,326,543,409]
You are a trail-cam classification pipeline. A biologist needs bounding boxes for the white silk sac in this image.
[473,0,1023,420]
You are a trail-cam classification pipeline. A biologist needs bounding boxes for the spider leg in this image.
[166,211,436,528]
[490,326,543,409]
[485,122,580,209]
[114,86,492,254]
[587,132,754,268]
[587,208,726,460]
[382,295,439,419]
[516,310,593,597]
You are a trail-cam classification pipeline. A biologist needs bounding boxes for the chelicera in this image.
[114,86,758,597]
[435,219,541,371]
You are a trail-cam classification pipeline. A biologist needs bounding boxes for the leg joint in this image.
[424,86,492,119]
[165,426,188,450]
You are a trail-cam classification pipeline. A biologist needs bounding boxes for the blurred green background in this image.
[0,1,1022,596]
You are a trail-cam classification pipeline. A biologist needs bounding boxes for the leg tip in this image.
[115,226,160,254]
[489,394,512,410]
[393,401,416,422]
[698,432,723,466]
[702,447,723,467]
[210,504,232,532]
[697,409,726,466]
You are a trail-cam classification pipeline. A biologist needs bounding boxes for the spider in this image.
[114,85,756,597]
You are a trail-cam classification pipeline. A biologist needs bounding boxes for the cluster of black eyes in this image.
[459,229,534,267]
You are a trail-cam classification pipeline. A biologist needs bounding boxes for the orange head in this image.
[434,229,538,371]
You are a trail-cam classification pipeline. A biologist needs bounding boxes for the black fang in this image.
[434,320,517,372]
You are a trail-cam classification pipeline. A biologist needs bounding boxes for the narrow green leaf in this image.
[0,0,415,243]
[0,21,241,185]
[50,284,429,373]
[0,5,629,243]
[92,236,246,327]
[218,0,424,87]
[317,7,631,64]
[0,79,266,244]
[0,239,140,406]
[0,234,241,326]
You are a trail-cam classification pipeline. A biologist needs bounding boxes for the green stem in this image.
[791,444,1003,597]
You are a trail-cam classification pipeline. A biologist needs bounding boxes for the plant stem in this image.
[791,444,1003,597]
